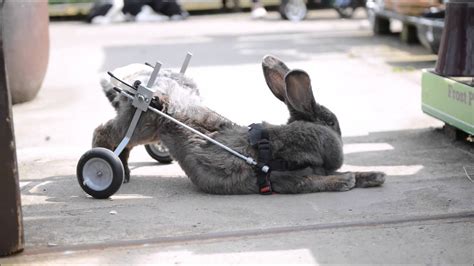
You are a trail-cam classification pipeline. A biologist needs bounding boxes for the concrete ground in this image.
[1,10,473,264]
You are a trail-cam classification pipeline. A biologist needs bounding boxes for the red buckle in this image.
[259,185,272,195]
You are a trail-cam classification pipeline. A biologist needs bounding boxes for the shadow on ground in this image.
[10,124,473,265]
[18,127,473,251]
[21,127,473,204]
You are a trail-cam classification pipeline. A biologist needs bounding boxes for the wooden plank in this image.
[384,0,443,16]
[0,0,24,257]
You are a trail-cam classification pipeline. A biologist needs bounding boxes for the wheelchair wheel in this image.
[280,0,307,21]
[144,142,173,164]
[77,147,124,199]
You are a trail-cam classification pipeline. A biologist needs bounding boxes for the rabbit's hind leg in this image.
[118,147,132,183]
[272,172,356,193]
[92,122,117,151]
[354,172,386,188]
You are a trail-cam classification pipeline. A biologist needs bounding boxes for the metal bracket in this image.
[114,108,143,156]
[114,62,161,156]
[147,62,161,87]
[132,84,154,112]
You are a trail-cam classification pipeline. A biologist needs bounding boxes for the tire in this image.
[145,142,173,164]
[335,6,356,18]
[367,9,390,35]
[400,23,418,44]
[77,147,124,199]
[279,0,307,21]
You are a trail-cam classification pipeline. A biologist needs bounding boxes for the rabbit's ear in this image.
[262,55,290,102]
[285,69,317,115]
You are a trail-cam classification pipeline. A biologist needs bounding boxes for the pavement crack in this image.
[20,211,474,256]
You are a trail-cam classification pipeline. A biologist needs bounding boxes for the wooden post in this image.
[435,1,474,77]
[0,0,24,256]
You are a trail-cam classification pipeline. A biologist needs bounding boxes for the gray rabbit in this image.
[92,55,385,194]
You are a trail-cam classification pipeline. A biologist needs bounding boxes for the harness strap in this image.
[256,139,273,195]
[249,123,311,195]
[268,159,304,172]
[249,123,273,195]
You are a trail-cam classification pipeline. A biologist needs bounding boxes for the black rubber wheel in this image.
[279,0,307,21]
[367,9,390,35]
[77,147,124,199]
[400,23,419,44]
[145,142,173,164]
[335,6,356,18]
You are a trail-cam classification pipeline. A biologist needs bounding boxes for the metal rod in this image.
[114,108,143,156]
[147,105,259,167]
[146,62,161,88]
[180,52,193,74]
[107,71,136,91]
[118,89,134,100]
[116,87,266,172]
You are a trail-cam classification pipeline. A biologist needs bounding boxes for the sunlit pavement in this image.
[2,10,473,264]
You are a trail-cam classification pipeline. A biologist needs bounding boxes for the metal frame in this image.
[109,52,269,174]
[113,61,161,156]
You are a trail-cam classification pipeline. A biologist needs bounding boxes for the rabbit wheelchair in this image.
[77,53,271,199]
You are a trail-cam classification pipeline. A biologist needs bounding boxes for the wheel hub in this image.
[82,158,114,191]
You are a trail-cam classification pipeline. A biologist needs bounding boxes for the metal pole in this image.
[180,52,192,75]
[0,0,24,256]
[147,105,260,167]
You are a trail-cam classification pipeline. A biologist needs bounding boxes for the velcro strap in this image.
[248,123,274,195]
[256,140,273,195]
[257,139,271,164]
[268,159,306,172]
[248,123,264,147]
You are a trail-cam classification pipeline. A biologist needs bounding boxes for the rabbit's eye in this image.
[327,121,335,126]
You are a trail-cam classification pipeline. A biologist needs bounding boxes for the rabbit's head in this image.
[262,55,341,136]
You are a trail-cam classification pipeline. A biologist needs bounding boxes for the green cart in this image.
[421,0,473,138]
[422,71,473,136]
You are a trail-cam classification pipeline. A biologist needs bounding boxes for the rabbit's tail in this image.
[100,76,121,110]
[354,171,386,188]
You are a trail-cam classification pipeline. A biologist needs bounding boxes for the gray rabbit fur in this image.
[92,55,385,194]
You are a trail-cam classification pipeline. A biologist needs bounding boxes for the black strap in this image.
[248,123,264,147]
[256,138,272,195]
[248,123,273,195]
[268,159,307,172]
[248,123,311,194]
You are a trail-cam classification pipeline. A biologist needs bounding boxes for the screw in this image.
[133,80,141,88]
